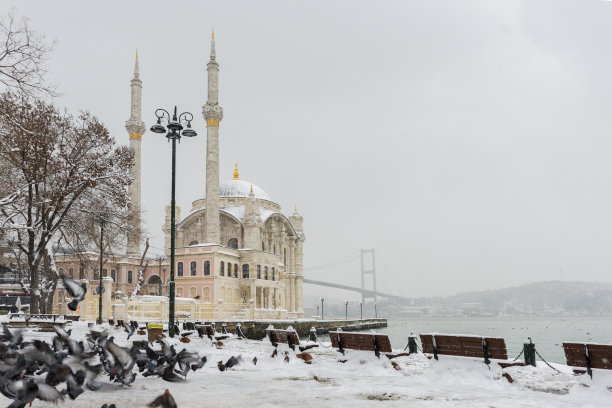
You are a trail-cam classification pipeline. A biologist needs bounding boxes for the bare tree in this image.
[0,92,133,313]
[0,9,57,98]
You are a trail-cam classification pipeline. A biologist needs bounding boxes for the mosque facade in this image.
[53,36,305,320]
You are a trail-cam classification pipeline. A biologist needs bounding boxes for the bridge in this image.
[303,249,408,302]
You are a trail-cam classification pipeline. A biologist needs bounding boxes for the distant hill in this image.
[408,281,612,316]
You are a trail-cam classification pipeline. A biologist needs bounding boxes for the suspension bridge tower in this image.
[361,249,377,304]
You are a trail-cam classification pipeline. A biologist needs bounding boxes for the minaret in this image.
[203,32,223,244]
[125,51,146,256]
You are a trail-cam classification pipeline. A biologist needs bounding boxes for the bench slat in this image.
[329,331,392,353]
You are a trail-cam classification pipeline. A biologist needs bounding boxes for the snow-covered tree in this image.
[0,92,133,313]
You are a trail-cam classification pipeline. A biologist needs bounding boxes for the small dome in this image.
[218,179,271,201]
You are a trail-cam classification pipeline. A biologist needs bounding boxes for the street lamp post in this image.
[345,301,348,320]
[150,106,197,338]
[320,298,324,320]
[96,217,104,324]
[360,302,363,320]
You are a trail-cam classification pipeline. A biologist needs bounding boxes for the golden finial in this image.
[136,50,138,60]
[250,184,253,193]
[294,205,297,212]
[233,163,239,180]
[212,29,215,41]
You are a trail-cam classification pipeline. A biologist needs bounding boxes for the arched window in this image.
[79,266,84,280]
[257,265,261,279]
[190,261,197,276]
[271,267,275,281]
[220,261,225,276]
[274,245,276,254]
[204,261,210,276]
[177,262,184,277]
[228,238,238,249]
[176,287,183,297]
[94,269,99,280]
[111,269,116,282]
[68,268,74,279]
[188,240,198,246]
[234,264,238,278]
[262,241,265,251]
[59,267,64,276]
[189,287,197,298]
[242,264,249,279]
[203,287,211,302]
[103,268,107,277]
[264,266,268,280]
[128,270,133,283]
[284,249,287,265]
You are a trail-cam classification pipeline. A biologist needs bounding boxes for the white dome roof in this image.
[218,179,271,201]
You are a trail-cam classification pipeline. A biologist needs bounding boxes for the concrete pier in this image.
[201,318,387,339]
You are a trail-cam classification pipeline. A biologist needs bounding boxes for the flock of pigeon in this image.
[0,275,248,408]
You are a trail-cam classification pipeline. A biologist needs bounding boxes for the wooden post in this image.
[408,335,418,354]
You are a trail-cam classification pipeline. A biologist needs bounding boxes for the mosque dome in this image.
[218,179,271,201]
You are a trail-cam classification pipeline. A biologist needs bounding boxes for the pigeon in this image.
[190,356,207,372]
[61,275,87,311]
[101,404,117,408]
[148,389,177,408]
[252,356,257,366]
[123,321,135,341]
[217,355,241,372]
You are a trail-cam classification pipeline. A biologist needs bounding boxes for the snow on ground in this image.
[0,321,610,408]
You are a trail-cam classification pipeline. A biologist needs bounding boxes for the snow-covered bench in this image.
[563,342,612,378]
[420,333,524,368]
[329,330,392,358]
[266,327,301,351]
[196,324,229,341]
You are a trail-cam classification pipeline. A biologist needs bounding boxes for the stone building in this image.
[53,35,305,320]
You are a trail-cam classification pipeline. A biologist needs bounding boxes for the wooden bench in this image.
[10,313,62,321]
[420,333,523,368]
[329,330,392,358]
[265,328,301,351]
[63,315,80,322]
[563,342,612,378]
[196,324,229,341]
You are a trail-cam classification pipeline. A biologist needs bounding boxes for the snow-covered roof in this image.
[220,205,245,221]
[215,179,272,201]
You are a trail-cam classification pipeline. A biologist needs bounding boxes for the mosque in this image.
[53,35,305,320]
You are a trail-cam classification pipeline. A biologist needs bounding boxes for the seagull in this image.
[61,275,87,311]
[122,321,135,341]
[148,389,177,408]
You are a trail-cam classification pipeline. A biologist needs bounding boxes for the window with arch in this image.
[111,269,116,282]
[256,265,261,279]
[204,261,210,276]
[242,264,249,279]
[234,264,238,278]
[128,270,133,283]
[264,266,268,280]
[68,268,74,279]
[188,240,198,246]
[176,287,183,297]
[190,261,197,276]
[228,238,238,249]
[79,266,84,280]
[94,270,99,280]
[103,268,107,277]
[271,267,275,281]
[274,245,276,254]
[59,267,64,276]
[189,287,197,298]
[203,287,211,302]
[284,249,287,265]
[220,261,225,276]
[262,242,265,251]
[177,262,184,277]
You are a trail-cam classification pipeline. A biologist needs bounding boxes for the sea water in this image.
[321,316,612,364]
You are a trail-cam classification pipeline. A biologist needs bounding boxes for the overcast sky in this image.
[7,0,612,301]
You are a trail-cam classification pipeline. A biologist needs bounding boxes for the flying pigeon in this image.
[61,276,87,311]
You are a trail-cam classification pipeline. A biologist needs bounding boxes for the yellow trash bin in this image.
[147,323,163,342]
